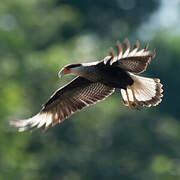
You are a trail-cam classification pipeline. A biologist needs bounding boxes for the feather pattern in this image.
[121,73,163,107]
[10,77,114,131]
[103,39,155,74]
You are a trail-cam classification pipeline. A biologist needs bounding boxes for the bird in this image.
[10,39,163,132]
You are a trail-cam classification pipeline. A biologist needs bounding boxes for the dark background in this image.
[1,0,180,179]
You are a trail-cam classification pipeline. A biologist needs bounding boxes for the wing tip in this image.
[10,119,30,132]
[108,38,156,72]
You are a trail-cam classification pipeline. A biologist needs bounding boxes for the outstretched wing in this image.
[104,39,155,74]
[10,77,114,131]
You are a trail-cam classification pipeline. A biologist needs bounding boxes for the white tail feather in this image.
[121,73,163,107]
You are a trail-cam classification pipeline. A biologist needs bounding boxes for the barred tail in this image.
[121,73,163,107]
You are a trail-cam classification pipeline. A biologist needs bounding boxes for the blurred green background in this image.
[1,0,180,179]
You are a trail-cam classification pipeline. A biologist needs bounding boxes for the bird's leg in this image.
[125,89,135,110]
[129,85,139,106]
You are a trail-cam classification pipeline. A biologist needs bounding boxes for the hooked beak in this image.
[58,67,70,78]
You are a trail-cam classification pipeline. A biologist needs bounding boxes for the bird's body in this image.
[10,39,163,131]
[71,61,134,88]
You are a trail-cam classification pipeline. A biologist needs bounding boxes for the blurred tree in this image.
[1,0,180,180]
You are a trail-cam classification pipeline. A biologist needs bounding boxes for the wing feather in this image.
[10,77,114,131]
[104,39,156,74]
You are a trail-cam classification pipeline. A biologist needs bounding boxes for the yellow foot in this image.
[129,85,139,106]
[125,89,135,110]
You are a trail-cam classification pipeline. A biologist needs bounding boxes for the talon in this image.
[125,89,135,110]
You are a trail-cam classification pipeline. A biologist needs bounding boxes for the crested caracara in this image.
[10,39,163,131]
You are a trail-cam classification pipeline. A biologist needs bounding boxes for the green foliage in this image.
[0,0,180,180]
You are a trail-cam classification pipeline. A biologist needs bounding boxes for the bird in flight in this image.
[10,39,163,131]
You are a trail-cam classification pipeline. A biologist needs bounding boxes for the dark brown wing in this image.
[108,39,156,74]
[116,52,155,74]
[10,77,115,131]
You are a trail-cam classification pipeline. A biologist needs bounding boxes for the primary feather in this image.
[103,39,155,74]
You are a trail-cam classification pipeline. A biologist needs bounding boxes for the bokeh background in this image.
[1,0,180,179]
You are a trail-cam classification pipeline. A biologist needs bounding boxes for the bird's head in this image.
[58,63,82,78]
